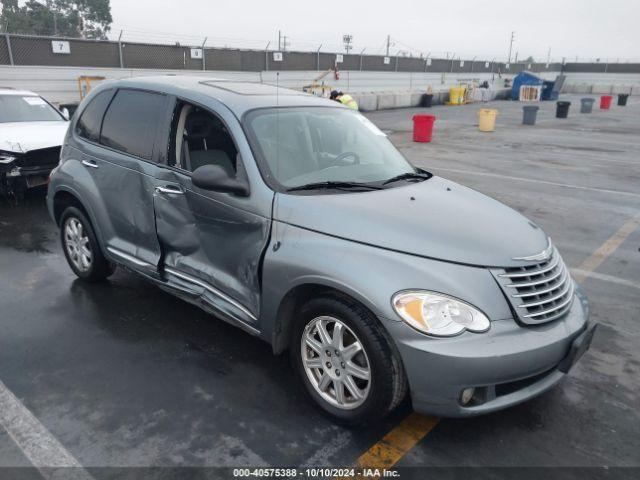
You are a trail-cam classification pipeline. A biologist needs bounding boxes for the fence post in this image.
[395,55,398,72]
[5,33,14,66]
[359,48,365,71]
[202,37,207,71]
[117,30,123,68]
[316,44,322,71]
[264,41,270,72]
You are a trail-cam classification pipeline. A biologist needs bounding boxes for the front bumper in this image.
[0,147,61,191]
[381,287,591,417]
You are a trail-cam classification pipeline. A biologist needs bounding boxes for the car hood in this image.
[274,176,549,267]
[0,121,69,153]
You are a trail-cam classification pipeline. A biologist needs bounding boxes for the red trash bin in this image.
[412,115,436,142]
[600,95,613,109]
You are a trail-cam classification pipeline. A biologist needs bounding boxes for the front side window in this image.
[0,95,64,123]
[100,89,166,160]
[244,107,415,190]
[168,102,237,176]
[75,90,114,142]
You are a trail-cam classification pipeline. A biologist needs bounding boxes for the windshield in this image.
[0,95,64,123]
[244,107,416,190]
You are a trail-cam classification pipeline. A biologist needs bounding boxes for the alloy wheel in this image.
[64,217,93,273]
[301,315,372,410]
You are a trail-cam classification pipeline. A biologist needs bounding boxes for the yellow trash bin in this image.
[478,109,498,132]
[449,86,465,105]
[459,85,467,103]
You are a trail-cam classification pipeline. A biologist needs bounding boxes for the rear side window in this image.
[100,89,166,160]
[75,90,113,142]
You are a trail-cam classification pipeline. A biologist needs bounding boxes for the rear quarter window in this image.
[99,89,166,160]
[75,90,114,142]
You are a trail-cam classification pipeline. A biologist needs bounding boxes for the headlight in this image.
[0,153,17,164]
[392,291,490,337]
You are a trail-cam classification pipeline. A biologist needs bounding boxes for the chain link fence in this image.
[0,33,575,74]
[1,32,639,74]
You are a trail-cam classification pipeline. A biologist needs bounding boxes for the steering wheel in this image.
[331,151,360,166]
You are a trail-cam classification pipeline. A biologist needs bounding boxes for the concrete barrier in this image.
[612,84,632,94]
[592,84,613,94]
[395,92,412,108]
[355,87,510,111]
[376,92,397,110]
[352,93,378,111]
[574,84,593,94]
[563,82,640,95]
[435,91,448,105]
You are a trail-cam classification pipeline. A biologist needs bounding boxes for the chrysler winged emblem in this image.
[512,237,553,261]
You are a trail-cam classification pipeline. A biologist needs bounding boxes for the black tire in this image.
[60,206,115,282]
[290,295,407,425]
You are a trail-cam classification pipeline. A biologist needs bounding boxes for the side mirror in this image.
[61,107,70,120]
[191,164,250,196]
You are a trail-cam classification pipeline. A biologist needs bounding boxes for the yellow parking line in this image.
[573,213,640,282]
[354,413,439,469]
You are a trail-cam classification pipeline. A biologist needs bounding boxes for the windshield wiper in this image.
[382,171,432,185]
[287,181,383,192]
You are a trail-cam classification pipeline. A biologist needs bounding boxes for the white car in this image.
[0,88,69,198]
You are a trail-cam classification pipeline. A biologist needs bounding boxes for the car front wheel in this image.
[291,295,407,425]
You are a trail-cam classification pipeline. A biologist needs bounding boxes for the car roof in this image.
[0,88,41,96]
[99,75,342,117]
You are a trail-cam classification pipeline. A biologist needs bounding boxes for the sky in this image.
[108,0,640,62]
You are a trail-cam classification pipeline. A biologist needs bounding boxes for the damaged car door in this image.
[152,99,271,331]
[73,88,169,277]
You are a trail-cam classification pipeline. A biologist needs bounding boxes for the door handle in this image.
[81,159,98,169]
[155,185,184,195]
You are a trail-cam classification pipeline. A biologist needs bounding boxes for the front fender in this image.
[259,221,513,349]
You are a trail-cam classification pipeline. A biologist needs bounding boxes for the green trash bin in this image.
[580,98,595,113]
[618,94,629,106]
[522,105,539,125]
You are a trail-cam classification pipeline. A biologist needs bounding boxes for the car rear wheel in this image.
[291,295,407,425]
[60,207,115,282]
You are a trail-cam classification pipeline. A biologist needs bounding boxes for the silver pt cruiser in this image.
[47,76,596,424]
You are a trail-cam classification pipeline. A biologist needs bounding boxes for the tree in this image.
[0,0,112,39]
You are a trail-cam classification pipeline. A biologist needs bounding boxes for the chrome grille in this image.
[491,247,574,325]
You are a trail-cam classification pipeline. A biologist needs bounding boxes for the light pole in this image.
[343,34,353,53]
[264,41,270,72]
[117,30,124,68]
[508,31,515,64]
[201,37,207,71]
[546,46,551,67]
